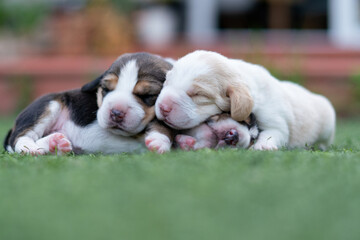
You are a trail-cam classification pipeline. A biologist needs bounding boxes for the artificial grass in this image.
[0,117,359,240]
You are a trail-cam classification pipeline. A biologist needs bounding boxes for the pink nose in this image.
[159,103,172,117]
[110,109,125,123]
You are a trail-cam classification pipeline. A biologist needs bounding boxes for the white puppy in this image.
[155,50,336,150]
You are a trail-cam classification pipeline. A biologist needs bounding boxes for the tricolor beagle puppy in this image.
[4,53,174,155]
[156,50,336,150]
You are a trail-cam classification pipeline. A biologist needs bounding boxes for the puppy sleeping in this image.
[156,50,336,150]
[4,53,174,155]
[175,113,259,150]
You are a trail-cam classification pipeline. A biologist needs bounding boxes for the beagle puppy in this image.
[155,50,336,150]
[175,113,259,150]
[4,53,174,155]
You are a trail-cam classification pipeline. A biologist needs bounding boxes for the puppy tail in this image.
[3,129,12,152]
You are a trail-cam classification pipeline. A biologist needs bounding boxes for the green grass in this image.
[0,117,360,240]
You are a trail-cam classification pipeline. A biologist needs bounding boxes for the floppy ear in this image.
[226,83,254,122]
[81,74,103,92]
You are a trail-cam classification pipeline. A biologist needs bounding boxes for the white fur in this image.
[60,120,145,154]
[156,50,336,150]
[145,131,171,153]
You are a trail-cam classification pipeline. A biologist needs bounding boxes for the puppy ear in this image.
[226,83,254,121]
[81,74,103,92]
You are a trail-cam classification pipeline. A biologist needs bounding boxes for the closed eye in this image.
[192,95,212,105]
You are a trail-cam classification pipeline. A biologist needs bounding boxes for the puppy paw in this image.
[20,147,46,156]
[145,132,171,154]
[175,134,196,151]
[16,140,46,156]
[252,141,278,151]
[49,133,72,155]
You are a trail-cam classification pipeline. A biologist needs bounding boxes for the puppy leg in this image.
[175,124,217,150]
[36,133,72,155]
[191,124,217,150]
[15,136,46,155]
[175,134,196,150]
[15,133,72,155]
[13,100,63,155]
[251,113,290,150]
[252,129,286,150]
[145,121,174,154]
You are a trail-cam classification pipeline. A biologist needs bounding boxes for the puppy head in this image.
[82,53,172,136]
[206,113,252,149]
[155,50,253,130]
[206,113,259,149]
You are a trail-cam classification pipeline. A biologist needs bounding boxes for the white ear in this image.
[226,82,253,121]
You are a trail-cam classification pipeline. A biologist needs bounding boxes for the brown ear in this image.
[226,83,254,121]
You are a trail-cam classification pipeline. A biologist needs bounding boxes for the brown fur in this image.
[133,80,162,96]
[226,83,254,121]
[102,73,118,90]
[146,120,175,142]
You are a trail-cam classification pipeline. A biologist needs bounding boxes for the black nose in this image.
[224,129,239,146]
[110,109,125,123]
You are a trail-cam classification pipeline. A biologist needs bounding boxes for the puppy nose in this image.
[224,129,239,146]
[110,109,125,123]
[159,103,172,116]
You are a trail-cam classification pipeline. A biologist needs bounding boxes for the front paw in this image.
[252,140,278,151]
[48,133,72,155]
[145,133,171,154]
[175,134,196,151]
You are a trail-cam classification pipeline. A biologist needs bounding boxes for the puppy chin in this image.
[97,110,145,136]
[108,127,143,137]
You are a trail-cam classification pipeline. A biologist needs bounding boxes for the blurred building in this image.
[0,0,360,116]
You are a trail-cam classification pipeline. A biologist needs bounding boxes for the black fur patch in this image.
[60,89,98,127]
[3,129,12,150]
[246,113,258,130]
[81,74,104,93]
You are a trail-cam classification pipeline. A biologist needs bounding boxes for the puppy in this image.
[156,50,336,150]
[175,113,259,150]
[4,52,174,155]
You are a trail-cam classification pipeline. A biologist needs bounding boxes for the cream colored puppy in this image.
[155,50,336,150]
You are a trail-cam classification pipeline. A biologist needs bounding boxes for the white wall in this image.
[329,0,360,48]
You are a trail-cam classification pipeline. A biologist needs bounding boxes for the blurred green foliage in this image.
[350,71,360,104]
[0,1,50,34]
[0,0,135,34]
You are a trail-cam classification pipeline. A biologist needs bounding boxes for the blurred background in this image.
[0,0,359,117]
